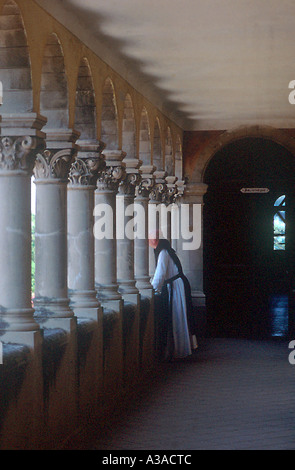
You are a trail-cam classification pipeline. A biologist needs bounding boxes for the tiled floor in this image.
[80,338,295,450]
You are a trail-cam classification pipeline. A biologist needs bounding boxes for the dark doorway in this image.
[204,138,295,339]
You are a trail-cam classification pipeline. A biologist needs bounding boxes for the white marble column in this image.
[33,129,79,327]
[134,165,155,292]
[116,158,141,303]
[0,113,46,346]
[94,149,126,311]
[67,141,105,318]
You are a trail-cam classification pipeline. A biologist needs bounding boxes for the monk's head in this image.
[148,229,160,249]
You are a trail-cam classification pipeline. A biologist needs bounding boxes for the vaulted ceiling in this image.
[35,0,295,131]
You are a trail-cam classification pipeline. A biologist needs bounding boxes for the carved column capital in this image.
[33,128,79,181]
[164,175,178,204]
[0,113,47,176]
[69,140,106,186]
[136,164,156,198]
[149,170,168,203]
[34,148,74,180]
[118,158,141,197]
[96,149,126,192]
[0,135,45,175]
[175,179,186,198]
[183,181,208,199]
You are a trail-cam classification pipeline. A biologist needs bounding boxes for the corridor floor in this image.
[79,338,295,450]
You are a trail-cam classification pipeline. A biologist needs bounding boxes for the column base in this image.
[69,290,100,309]
[137,286,154,299]
[0,308,40,333]
[121,292,141,306]
[135,276,153,292]
[71,305,103,322]
[33,297,74,321]
[96,283,122,302]
[118,280,139,296]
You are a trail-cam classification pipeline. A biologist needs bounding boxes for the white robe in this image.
[152,249,192,358]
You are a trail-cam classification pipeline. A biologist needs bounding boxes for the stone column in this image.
[134,165,155,370]
[116,158,141,303]
[67,140,105,318]
[0,113,46,347]
[33,129,79,328]
[68,141,105,413]
[148,170,168,276]
[177,182,208,307]
[171,179,185,250]
[134,165,155,292]
[164,175,178,243]
[116,158,142,380]
[94,149,126,311]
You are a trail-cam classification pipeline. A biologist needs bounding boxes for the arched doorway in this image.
[204,137,295,339]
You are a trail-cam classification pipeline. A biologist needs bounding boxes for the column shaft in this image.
[116,158,141,298]
[0,174,34,325]
[68,185,98,309]
[117,193,138,295]
[95,189,121,301]
[34,179,72,317]
[134,194,151,290]
[67,144,105,316]
[134,165,155,291]
[177,182,208,305]
[94,150,126,309]
[148,170,168,276]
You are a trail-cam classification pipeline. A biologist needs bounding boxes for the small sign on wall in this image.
[240,188,270,194]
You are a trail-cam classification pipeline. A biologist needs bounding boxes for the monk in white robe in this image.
[149,234,197,360]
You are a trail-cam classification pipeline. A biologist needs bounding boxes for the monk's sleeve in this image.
[151,249,169,292]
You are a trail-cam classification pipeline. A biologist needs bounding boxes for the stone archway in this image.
[201,129,295,339]
[191,125,295,184]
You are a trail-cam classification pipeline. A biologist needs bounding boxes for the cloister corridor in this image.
[1,0,295,452]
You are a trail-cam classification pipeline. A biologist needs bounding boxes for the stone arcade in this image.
[1,0,294,450]
[0,0,202,449]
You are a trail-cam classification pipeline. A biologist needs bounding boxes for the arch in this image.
[0,0,33,113]
[138,106,151,165]
[164,126,173,175]
[203,136,295,339]
[101,77,118,150]
[40,32,69,128]
[192,126,295,184]
[152,117,163,170]
[175,135,183,179]
[74,57,96,141]
[122,93,136,158]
